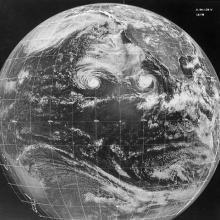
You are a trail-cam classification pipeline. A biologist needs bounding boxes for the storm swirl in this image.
[0,3,219,220]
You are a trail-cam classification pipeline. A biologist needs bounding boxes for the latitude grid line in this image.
[0,71,217,86]
[0,114,170,121]
[18,196,123,209]
[5,142,219,152]
[5,51,159,60]
[0,59,215,88]
[2,37,200,60]
[2,166,201,220]
[3,63,213,79]
[0,189,193,211]
[3,153,217,220]
[1,160,217,178]
[6,179,213,192]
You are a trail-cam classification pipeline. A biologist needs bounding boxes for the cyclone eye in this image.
[87,77,100,89]
[137,75,154,90]
[74,70,101,90]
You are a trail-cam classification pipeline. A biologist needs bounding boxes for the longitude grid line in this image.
[142,110,146,217]
[117,97,121,220]
[72,4,214,220]
[170,84,220,217]
[0,166,28,205]
[2,4,219,220]
[113,10,122,219]
[128,2,153,218]
[49,30,77,220]
[2,172,37,219]
[0,67,32,213]
[1,46,60,219]
[153,57,169,220]
[0,52,26,205]
[117,57,122,220]
[70,70,88,220]
[175,182,207,216]
[28,42,64,219]
[144,22,176,220]
[175,137,220,217]
[1,169,55,220]
[129,93,145,220]
[95,8,103,219]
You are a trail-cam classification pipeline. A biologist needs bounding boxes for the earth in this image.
[0,3,220,220]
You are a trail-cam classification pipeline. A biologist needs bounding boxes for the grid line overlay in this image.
[49,30,76,220]
[0,2,219,220]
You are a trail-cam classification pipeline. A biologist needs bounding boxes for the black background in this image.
[0,0,220,219]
